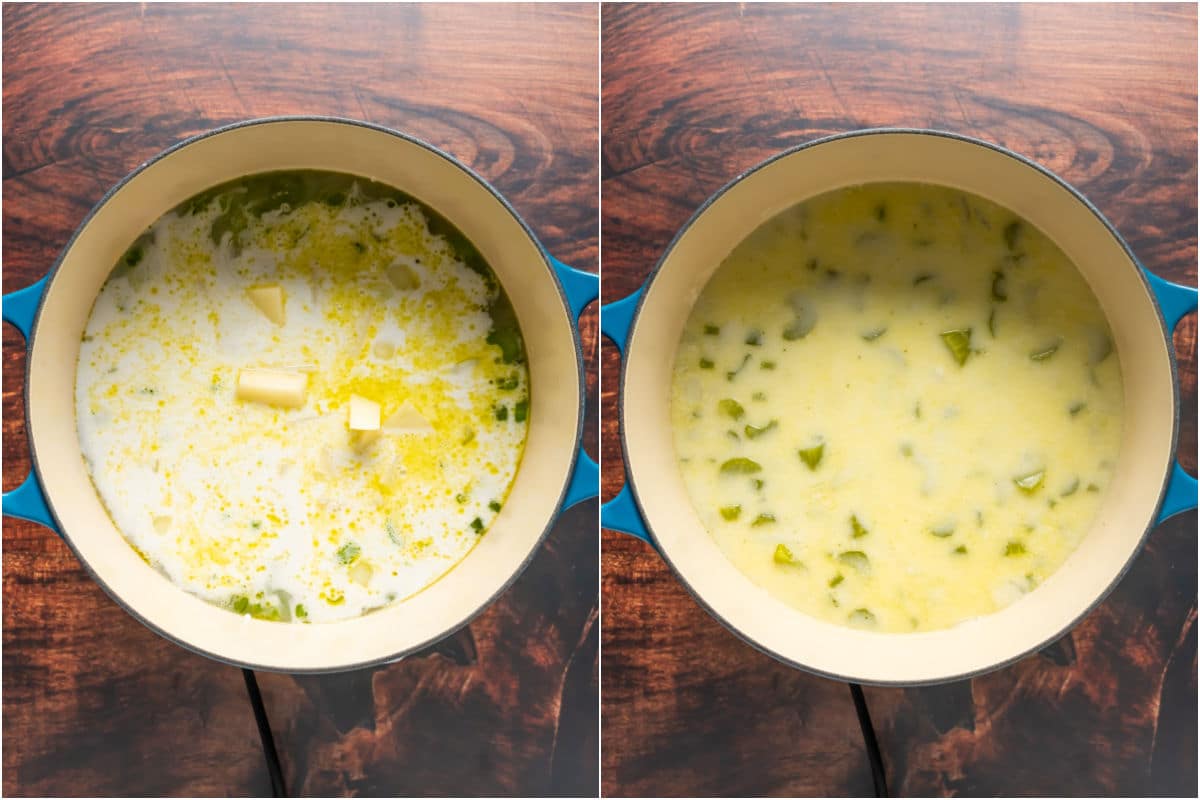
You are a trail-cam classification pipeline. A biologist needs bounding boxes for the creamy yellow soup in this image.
[670,182,1123,633]
[76,171,529,623]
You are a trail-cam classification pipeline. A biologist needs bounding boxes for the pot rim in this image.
[21,115,588,673]
[616,126,1182,687]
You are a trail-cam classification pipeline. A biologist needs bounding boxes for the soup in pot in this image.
[76,170,529,623]
[670,182,1123,633]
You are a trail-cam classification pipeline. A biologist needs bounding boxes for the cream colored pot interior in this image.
[623,132,1175,684]
[28,120,581,671]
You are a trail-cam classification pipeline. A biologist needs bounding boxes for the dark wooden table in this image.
[601,4,1196,797]
[3,4,598,796]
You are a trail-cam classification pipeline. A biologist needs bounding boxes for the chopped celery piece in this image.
[861,327,887,341]
[745,328,763,346]
[849,608,876,624]
[336,542,361,564]
[751,391,767,402]
[718,398,745,420]
[1061,477,1080,497]
[991,270,1008,302]
[489,500,502,512]
[726,354,751,381]
[471,517,484,532]
[514,399,528,423]
[703,323,720,336]
[752,479,765,491]
[719,505,741,521]
[798,442,824,470]
[774,544,798,565]
[752,513,776,526]
[1013,470,1045,493]
[1030,340,1061,361]
[495,405,508,421]
[760,360,777,370]
[940,328,972,366]
[953,545,968,555]
[1069,401,1086,417]
[745,420,778,439]
[295,604,308,619]
[1003,220,1023,250]
[912,273,933,286]
[720,457,762,474]
[699,358,715,369]
[838,550,870,573]
[850,515,869,539]
[828,573,845,588]
[930,523,955,538]
[1004,541,1026,557]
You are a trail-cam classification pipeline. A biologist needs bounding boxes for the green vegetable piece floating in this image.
[940,328,972,366]
[726,354,752,381]
[233,596,250,614]
[953,545,968,555]
[850,515,869,539]
[1004,541,1027,557]
[703,323,720,336]
[849,608,876,624]
[829,573,845,588]
[489,500,503,512]
[337,542,361,564]
[760,360,777,370]
[837,550,870,573]
[991,270,1008,302]
[752,513,776,527]
[861,327,887,341]
[720,457,762,475]
[1013,470,1045,493]
[1030,340,1061,361]
[455,493,468,504]
[798,443,825,470]
[495,405,508,421]
[745,328,763,346]
[1003,220,1023,251]
[513,399,529,423]
[745,420,778,439]
[912,273,933,286]
[751,391,767,402]
[720,505,741,521]
[487,327,524,364]
[471,517,484,533]
[718,398,745,420]
[295,604,308,619]
[773,544,798,565]
[1069,401,1086,417]
[752,478,765,491]
[699,357,715,369]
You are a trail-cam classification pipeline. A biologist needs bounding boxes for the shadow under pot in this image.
[602,128,1196,687]
[3,116,598,673]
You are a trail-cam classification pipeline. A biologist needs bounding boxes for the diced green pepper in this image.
[295,604,308,619]
[489,500,502,512]
[850,515,869,539]
[337,542,361,564]
[940,328,972,366]
[752,513,776,526]
[514,399,529,423]
[703,323,720,336]
[699,358,715,369]
[828,573,845,588]
[720,505,741,521]
[495,405,508,421]
[837,550,870,572]
[953,545,968,555]
[1013,470,1045,493]
[745,420,778,439]
[718,398,745,420]
[233,596,250,614]
[471,517,484,532]
[1030,340,1061,361]
[1004,541,1026,556]
[760,360,777,370]
[774,543,798,565]
[720,457,762,474]
[798,443,825,470]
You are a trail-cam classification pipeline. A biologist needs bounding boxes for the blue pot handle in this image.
[2,277,59,532]
[597,289,655,548]
[549,256,599,510]
[1146,269,1198,524]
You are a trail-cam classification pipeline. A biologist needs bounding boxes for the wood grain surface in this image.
[600,3,1196,797]
[3,4,597,797]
